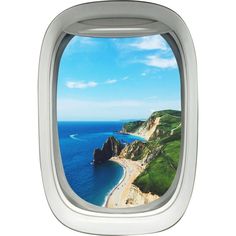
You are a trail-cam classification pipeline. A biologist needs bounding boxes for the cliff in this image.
[93,110,181,198]
[93,136,124,164]
[122,110,181,141]
[120,110,181,196]
[122,121,144,133]
[119,140,146,161]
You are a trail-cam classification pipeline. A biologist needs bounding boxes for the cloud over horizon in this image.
[57,98,181,121]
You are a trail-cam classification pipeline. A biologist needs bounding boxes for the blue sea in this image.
[57,121,145,206]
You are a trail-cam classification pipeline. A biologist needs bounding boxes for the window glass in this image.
[57,35,181,208]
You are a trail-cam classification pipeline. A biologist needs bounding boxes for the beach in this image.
[106,157,159,208]
[58,121,141,206]
[119,131,147,141]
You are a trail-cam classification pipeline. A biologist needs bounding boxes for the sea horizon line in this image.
[57,119,146,122]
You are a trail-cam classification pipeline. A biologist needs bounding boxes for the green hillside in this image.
[122,120,144,133]
[121,110,181,196]
[134,139,180,196]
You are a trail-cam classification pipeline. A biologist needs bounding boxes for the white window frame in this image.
[38,1,198,234]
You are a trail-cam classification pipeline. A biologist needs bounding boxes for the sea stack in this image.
[93,136,124,164]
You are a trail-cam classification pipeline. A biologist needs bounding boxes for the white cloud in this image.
[105,79,117,84]
[122,76,129,80]
[130,35,167,50]
[65,78,120,89]
[66,81,97,89]
[144,55,177,68]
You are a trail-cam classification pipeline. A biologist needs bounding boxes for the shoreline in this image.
[102,161,126,207]
[105,156,145,208]
[119,131,147,141]
[101,131,147,207]
[104,131,159,208]
[103,157,127,208]
[104,158,127,207]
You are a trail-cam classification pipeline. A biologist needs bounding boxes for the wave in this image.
[69,134,85,141]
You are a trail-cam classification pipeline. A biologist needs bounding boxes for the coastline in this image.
[105,156,144,208]
[100,130,147,207]
[119,131,147,141]
[106,156,159,208]
[102,161,126,207]
[105,131,160,208]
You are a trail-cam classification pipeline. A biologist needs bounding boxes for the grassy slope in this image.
[126,110,182,196]
[134,139,180,195]
[150,113,181,139]
[122,121,144,133]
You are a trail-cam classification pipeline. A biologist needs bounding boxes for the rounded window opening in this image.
[57,34,182,208]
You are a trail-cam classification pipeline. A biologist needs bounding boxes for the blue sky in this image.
[57,35,181,121]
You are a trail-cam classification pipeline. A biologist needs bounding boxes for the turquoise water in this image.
[57,121,145,206]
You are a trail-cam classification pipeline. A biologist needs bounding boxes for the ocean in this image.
[57,121,145,206]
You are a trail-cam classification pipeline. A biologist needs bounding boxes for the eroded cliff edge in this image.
[93,109,181,207]
[121,110,181,196]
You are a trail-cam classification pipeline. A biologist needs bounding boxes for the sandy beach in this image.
[119,131,147,141]
[106,157,159,208]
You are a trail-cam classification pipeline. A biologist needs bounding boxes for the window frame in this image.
[38,1,198,234]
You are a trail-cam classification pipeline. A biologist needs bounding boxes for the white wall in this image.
[0,0,235,235]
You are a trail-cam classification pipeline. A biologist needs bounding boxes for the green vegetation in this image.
[150,109,181,117]
[122,120,144,133]
[151,113,181,140]
[159,123,181,145]
[134,140,180,195]
[122,109,181,196]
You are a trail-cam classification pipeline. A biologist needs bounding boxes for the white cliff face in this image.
[134,117,161,141]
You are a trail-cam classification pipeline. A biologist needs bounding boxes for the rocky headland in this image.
[93,110,181,208]
[93,136,124,164]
